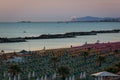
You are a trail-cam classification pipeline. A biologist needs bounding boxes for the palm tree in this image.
[114,49,119,55]
[82,51,89,63]
[87,47,91,52]
[96,56,105,67]
[50,57,58,71]
[8,64,22,77]
[104,62,120,73]
[57,66,70,80]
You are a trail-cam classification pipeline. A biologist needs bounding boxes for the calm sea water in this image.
[0,22,120,53]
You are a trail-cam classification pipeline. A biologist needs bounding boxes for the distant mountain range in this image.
[71,16,120,22]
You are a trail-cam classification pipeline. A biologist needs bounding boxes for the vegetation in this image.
[104,62,120,73]
[82,51,89,63]
[96,56,105,67]
[0,42,119,80]
[50,56,59,71]
[57,66,70,80]
[114,49,120,56]
[8,64,22,76]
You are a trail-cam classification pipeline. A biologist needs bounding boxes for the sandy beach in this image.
[1,41,120,60]
[0,41,120,80]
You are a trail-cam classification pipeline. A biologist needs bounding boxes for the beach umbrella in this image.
[18,74,21,80]
[52,73,56,79]
[65,77,68,80]
[80,72,83,79]
[72,75,75,80]
[44,75,47,80]
[69,76,71,80]
[14,76,17,80]
[20,50,28,54]
[94,78,97,80]
[32,71,35,77]
[8,73,10,76]
[28,72,31,79]
[91,71,120,77]
[8,76,11,80]
[36,77,40,80]
[3,72,6,77]
[41,76,43,80]
[83,72,86,78]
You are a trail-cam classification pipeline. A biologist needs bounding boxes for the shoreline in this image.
[2,41,120,55]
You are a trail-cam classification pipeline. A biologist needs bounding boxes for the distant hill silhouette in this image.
[71,16,120,22]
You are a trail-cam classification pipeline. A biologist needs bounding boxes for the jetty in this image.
[0,29,120,43]
[0,38,26,43]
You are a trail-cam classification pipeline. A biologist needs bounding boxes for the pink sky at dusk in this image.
[0,0,120,21]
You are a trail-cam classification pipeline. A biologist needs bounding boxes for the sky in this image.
[0,0,120,22]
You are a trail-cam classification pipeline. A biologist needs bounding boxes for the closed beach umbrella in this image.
[72,75,75,80]
[14,76,16,80]
[52,73,56,79]
[65,77,68,80]
[36,77,40,80]
[18,74,21,80]
[83,72,86,78]
[41,76,43,80]
[94,78,97,80]
[8,73,10,76]
[80,72,83,79]
[3,72,6,77]
[8,76,11,80]
[69,76,71,80]
[28,72,31,79]
[44,75,47,80]
[32,71,35,77]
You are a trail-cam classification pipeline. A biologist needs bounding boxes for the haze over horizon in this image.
[0,0,120,22]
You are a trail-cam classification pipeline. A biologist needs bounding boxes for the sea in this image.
[0,22,120,53]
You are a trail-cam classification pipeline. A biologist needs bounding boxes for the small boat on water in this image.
[23,31,26,33]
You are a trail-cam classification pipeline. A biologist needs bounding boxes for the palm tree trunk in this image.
[99,61,102,67]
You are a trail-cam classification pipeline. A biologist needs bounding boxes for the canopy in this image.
[91,71,119,77]
[7,56,23,62]
[19,50,28,54]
